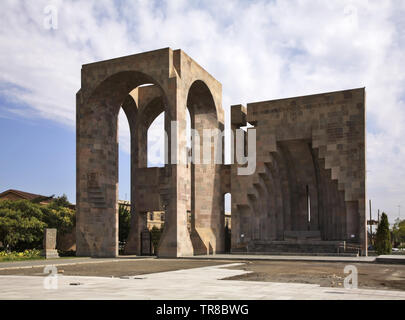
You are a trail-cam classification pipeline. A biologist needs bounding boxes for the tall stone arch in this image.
[187,80,224,255]
[76,48,224,258]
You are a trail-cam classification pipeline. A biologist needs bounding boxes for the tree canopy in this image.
[375,212,392,255]
[118,203,131,244]
[0,198,75,251]
[392,219,405,247]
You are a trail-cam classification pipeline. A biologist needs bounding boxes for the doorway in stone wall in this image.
[140,228,152,256]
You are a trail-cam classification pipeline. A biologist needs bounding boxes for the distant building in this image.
[0,189,54,205]
[225,212,231,229]
[118,200,131,210]
[147,211,165,230]
[118,202,232,232]
[118,200,165,230]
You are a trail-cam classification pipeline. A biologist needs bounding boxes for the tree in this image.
[0,200,46,250]
[0,199,76,251]
[392,219,405,247]
[150,226,163,255]
[119,204,131,243]
[51,194,72,208]
[375,212,392,255]
[41,205,75,236]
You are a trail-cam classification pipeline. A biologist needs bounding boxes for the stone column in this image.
[158,77,194,257]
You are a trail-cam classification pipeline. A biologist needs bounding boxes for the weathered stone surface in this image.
[230,88,367,256]
[76,48,367,258]
[41,228,59,259]
[77,48,224,258]
[43,228,57,250]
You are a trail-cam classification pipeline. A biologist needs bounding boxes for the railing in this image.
[337,242,361,256]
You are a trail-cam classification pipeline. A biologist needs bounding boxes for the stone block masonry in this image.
[76,48,367,257]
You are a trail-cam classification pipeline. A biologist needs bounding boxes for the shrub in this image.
[0,201,46,251]
[151,226,163,255]
[0,199,75,251]
[392,219,405,247]
[41,205,75,236]
[0,249,42,262]
[375,212,392,255]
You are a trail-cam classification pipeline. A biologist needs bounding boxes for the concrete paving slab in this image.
[0,263,404,300]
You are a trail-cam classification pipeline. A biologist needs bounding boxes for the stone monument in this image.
[41,228,59,259]
[76,48,367,257]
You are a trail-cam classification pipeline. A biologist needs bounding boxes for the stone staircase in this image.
[231,133,358,256]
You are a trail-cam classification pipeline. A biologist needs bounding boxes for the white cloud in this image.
[1,0,404,222]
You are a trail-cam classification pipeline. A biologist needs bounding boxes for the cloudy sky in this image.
[0,0,404,223]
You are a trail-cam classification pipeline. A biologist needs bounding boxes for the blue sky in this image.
[0,0,404,223]
[0,110,76,200]
[0,102,133,205]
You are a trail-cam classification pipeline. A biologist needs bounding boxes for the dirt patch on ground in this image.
[0,259,230,277]
[2,258,404,292]
[223,261,405,291]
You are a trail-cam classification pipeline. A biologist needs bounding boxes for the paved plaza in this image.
[0,259,404,300]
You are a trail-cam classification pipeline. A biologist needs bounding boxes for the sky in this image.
[0,0,404,223]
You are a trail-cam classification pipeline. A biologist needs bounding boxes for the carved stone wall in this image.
[230,88,367,255]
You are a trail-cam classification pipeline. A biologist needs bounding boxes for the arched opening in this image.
[143,108,167,255]
[127,88,168,255]
[147,112,165,168]
[185,108,192,233]
[118,108,131,255]
[224,193,232,253]
[186,80,223,255]
[77,70,169,258]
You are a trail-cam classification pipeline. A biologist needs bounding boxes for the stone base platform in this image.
[230,251,358,257]
[40,249,60,259]
[376,255,405,264]
[232,240,361,257]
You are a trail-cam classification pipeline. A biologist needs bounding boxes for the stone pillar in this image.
[41,228,59,259]
[124,210,148,255]
[76,90,119,258]
[158,77,194,258]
